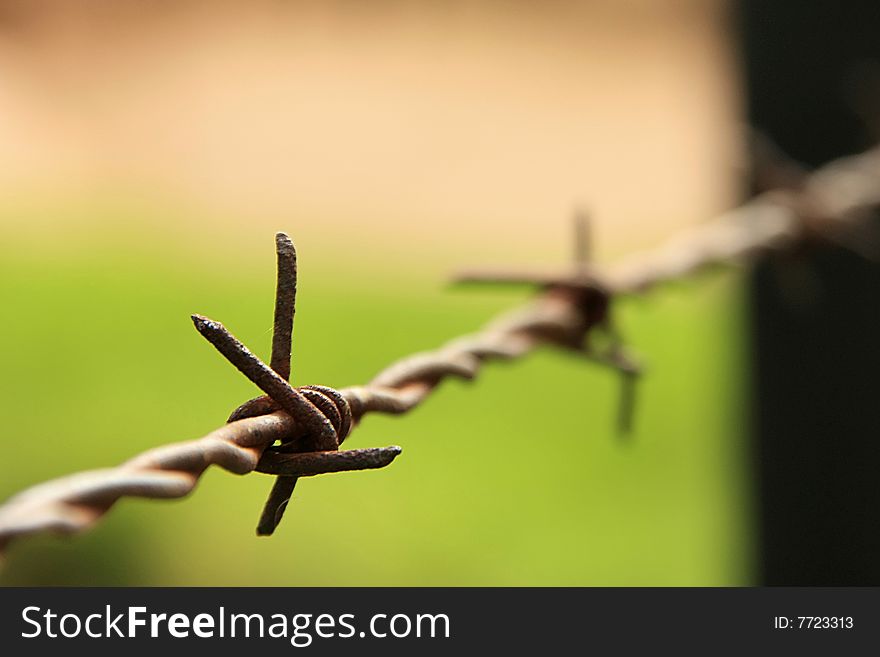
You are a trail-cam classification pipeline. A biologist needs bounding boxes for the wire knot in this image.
[190,233,403,536]
[227,385,353,452]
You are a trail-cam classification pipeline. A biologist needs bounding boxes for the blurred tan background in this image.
[0,0,740,262]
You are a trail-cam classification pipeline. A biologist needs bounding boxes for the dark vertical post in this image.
[739,0,880,584]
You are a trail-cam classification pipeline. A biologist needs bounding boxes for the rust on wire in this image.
[454,211,641,433]
[192,232,354,535]
[258,234,301,535]
[190,316,334,445]
[0,144,878,557]
[270,232,297,381]
[257,446,403,477]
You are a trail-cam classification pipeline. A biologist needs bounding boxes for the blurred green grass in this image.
[0,231,752,586]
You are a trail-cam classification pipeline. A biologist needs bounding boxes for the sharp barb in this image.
[264,233,300,536]
[191,314,332,438]
[257,446,403,477]
[578,341,641,438]
[257,476,298,536]
[271,233,297,381]
[574,209,591,274]
[616,370,638,438]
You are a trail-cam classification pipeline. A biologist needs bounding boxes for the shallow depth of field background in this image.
[0,0,752,585]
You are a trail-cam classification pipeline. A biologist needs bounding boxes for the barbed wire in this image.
[0,144,878,557]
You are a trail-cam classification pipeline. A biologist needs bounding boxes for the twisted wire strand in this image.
[0,413,294,552]
[341,288,594,418]
[609,146,880,292]
[0,290,592,555]
[1,144,878,556]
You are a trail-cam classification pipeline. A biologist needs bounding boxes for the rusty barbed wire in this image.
[0,144,878,557]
